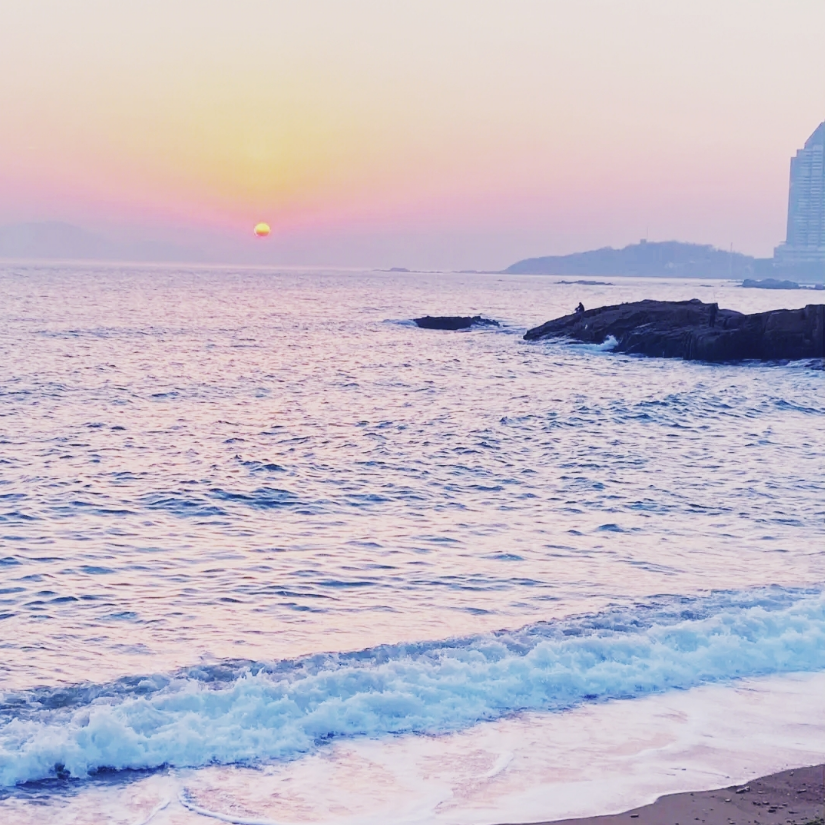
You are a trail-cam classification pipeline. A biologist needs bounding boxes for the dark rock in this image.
[524,299,825,362]
[413,315,500,330]
[742,278,800,290]
[557,279,614,286]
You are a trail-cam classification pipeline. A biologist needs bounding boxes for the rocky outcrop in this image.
[524,299,825,362]
[413,315,500,330]
[742,278,801,290]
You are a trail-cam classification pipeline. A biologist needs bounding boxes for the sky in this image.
[1,0,824,269]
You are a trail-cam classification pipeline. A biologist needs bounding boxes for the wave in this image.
[1,587,824,787]
[551,334,618,354]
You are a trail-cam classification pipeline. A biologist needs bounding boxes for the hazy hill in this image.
[0,222,114,259]
[504,241,761,278]
[0,222,202,263]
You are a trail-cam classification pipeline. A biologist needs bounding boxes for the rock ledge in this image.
[524,299,825,362]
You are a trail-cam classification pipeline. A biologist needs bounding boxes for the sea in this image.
[0,264,823,825]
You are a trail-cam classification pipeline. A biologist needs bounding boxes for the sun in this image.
[254,222,271,237]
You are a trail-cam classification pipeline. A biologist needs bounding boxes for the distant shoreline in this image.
[504,240,824,283]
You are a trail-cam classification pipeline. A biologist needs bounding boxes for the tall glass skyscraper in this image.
[774,120,825,277]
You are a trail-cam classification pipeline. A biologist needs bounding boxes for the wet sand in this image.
[506,764,825,825]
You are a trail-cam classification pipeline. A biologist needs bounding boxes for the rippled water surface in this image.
[0,265,823,819]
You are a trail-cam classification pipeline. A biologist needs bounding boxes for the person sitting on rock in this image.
[575,302,585,314]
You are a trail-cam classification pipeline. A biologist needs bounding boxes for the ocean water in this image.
[0,264,823,824]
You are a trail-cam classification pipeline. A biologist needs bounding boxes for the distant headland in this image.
[506,120,825,282]
[503,241,769,279]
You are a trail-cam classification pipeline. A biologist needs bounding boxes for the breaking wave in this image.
[1,587,824,787]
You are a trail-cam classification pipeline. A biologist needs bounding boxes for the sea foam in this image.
[1,587,824,787]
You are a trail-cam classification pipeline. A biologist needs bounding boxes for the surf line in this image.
[179,789,296,825]
[131,798,172,825]
[178,783,457,825]
[483,750,514,779]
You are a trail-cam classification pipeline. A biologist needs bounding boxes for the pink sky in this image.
[1,0,824,269]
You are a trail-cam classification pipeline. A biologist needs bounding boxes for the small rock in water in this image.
[413,315,500,330]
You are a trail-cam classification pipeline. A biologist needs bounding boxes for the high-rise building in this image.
[774,120,825,278]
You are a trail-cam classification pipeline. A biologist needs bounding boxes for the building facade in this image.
[774,120,825,277]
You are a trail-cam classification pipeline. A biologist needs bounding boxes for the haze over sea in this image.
[1,264,823,824]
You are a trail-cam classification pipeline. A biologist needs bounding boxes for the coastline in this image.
[505,764,825,825]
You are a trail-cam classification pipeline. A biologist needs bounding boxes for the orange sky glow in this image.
[1,0,824,268]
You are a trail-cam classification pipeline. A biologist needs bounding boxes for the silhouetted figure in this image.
[708,303,718,328]
[575,302,585,314]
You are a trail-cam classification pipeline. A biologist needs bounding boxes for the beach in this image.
[519,764,825,825]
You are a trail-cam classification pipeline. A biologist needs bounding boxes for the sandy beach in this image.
[511,764,825,825]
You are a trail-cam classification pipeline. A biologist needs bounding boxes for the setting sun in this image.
[2,4,825,823]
